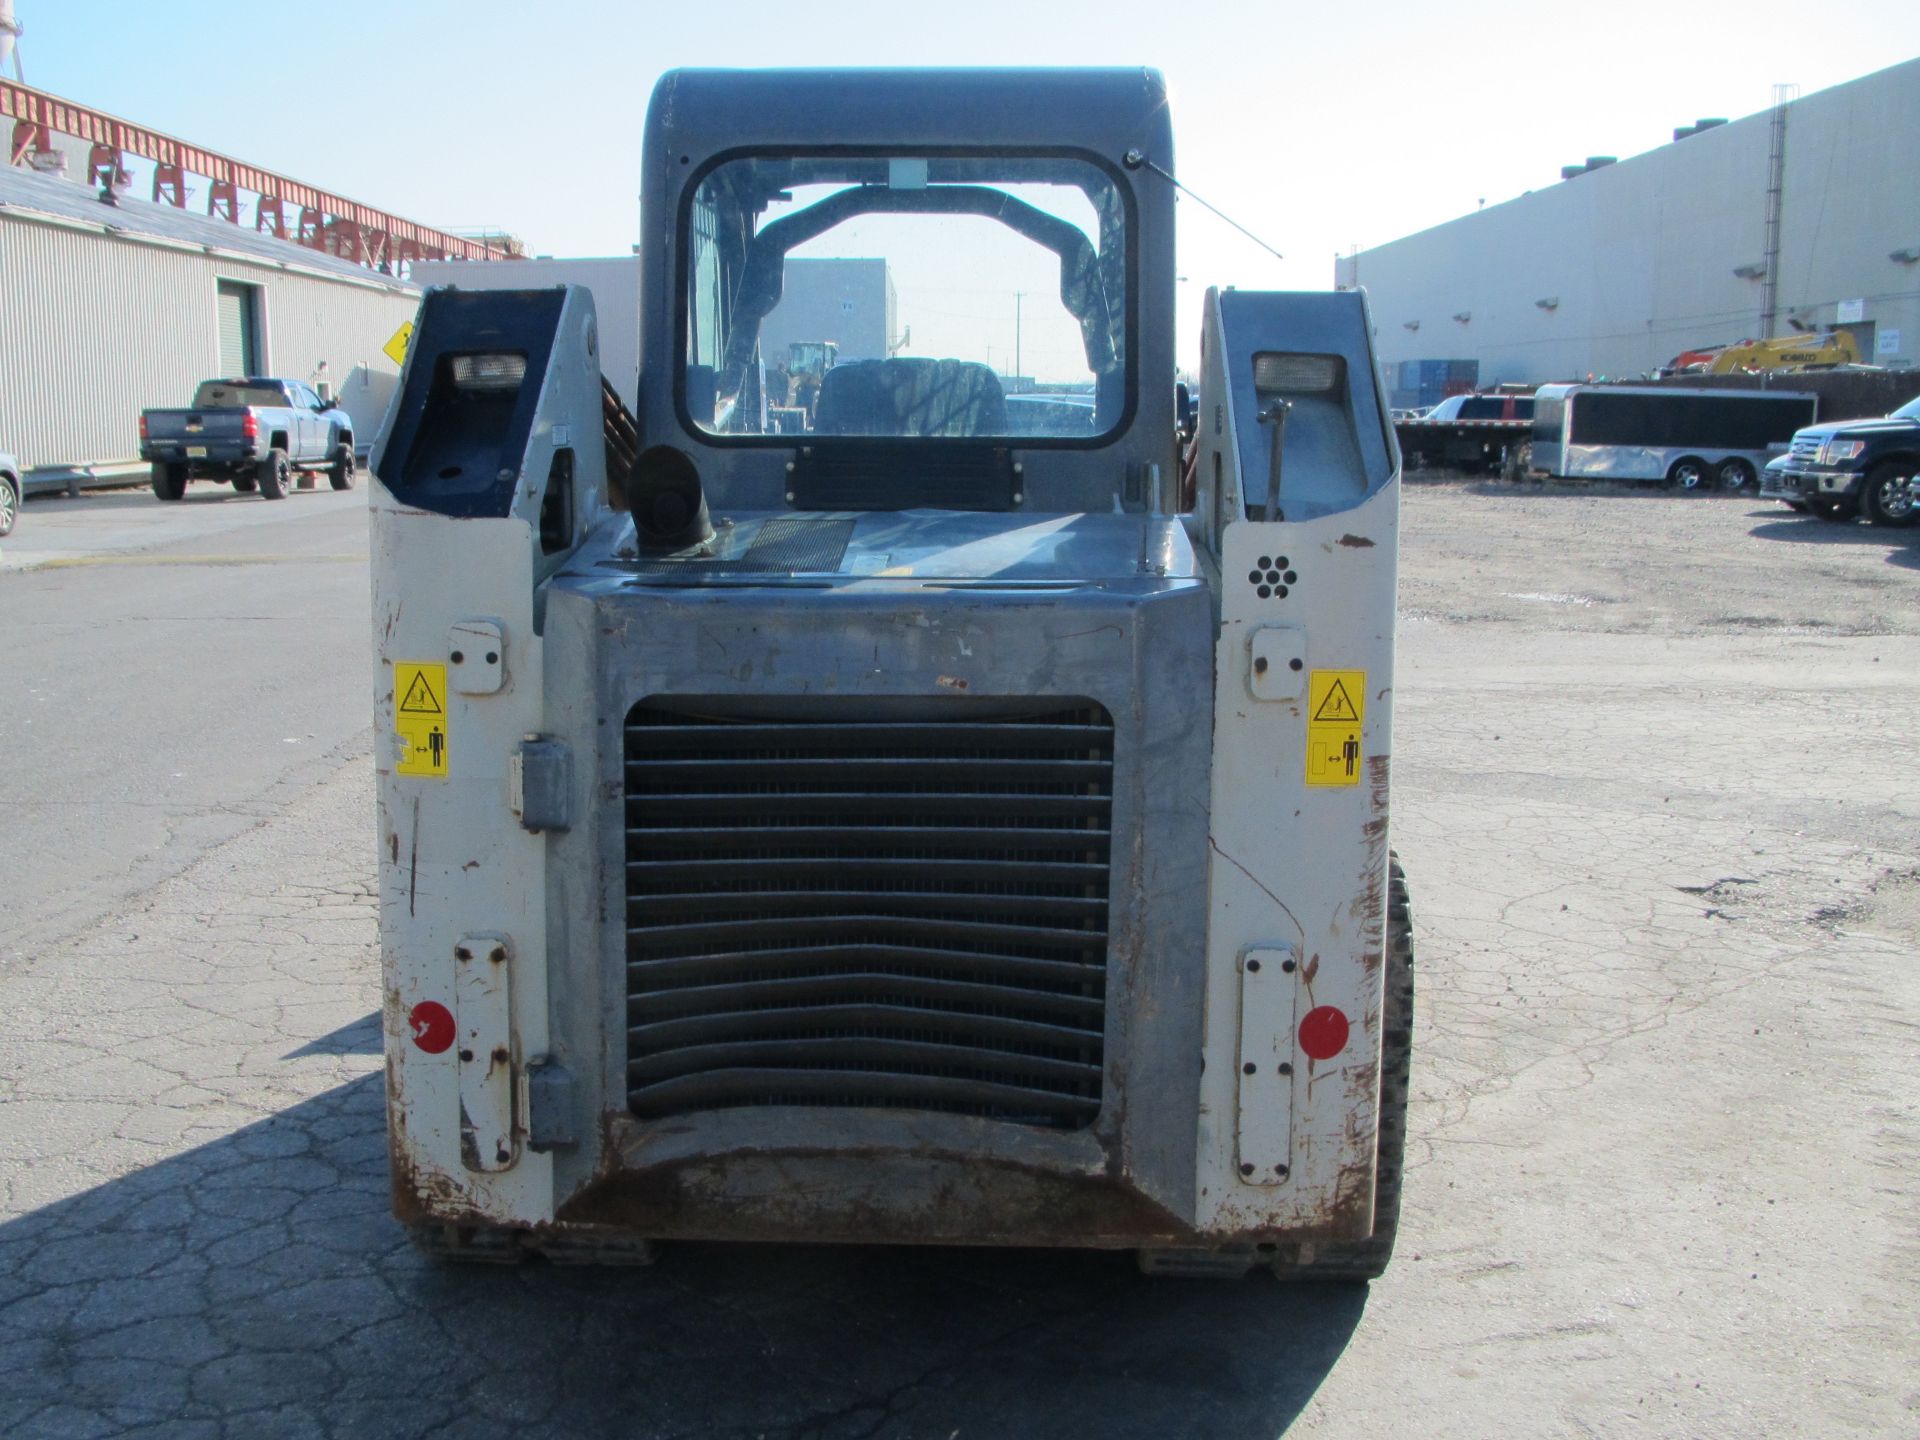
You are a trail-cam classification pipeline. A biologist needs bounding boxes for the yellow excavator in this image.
[1665,331,1863,375]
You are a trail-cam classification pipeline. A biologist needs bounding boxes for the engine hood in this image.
[1795,418,1920,442]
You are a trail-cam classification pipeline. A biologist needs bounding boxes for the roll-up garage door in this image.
[216,281,260,376]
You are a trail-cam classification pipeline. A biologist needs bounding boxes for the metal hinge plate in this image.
[454,933,515,1172]
[1235,943,1299,1186]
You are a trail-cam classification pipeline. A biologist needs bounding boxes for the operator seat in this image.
[814,358,1009,437]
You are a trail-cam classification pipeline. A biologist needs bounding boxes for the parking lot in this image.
[1,479,1915,1439]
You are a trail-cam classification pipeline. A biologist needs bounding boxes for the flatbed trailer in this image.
[1394,394,1534,475]
[1394,416,1532,475]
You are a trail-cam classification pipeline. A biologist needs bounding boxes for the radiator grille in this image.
[624,699,1114,1130]
[1789,435,1820,463]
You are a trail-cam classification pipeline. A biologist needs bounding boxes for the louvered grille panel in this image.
[625,700,1115,1130]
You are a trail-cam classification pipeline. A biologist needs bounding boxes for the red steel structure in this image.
[3,77,519,271]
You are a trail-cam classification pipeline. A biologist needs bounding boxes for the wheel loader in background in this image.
[369,66,1412,1280]
[787,339,838,404]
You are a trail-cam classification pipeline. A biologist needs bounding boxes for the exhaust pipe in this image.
[628,445,713,550]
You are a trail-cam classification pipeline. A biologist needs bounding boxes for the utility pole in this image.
[1014,292,1024,386]
[1760,83,1798,338]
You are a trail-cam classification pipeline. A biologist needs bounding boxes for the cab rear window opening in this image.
[192,382,294,409]
[679,153,1132,445]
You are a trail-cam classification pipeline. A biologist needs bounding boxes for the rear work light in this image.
[1253,352,1344,394]
[451,353,527,391]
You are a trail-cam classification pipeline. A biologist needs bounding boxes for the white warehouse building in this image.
[1338,56,1920,391]
[0,164,423,489]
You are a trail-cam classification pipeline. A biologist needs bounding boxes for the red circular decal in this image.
[408,1001,456,1054]
[1298,1006,1351,1062]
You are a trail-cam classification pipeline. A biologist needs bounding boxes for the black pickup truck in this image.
[1761,395,1919,526]
[140,378,355,501]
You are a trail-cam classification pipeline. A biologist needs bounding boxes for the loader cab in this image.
[635,68,1178,518]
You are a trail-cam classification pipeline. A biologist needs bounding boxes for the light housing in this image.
[1252,352,1343,395]
[450,353,527,391]
[1821,438,1866,465]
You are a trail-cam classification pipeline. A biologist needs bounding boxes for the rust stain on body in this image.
[407,795,420,918]
[559,1148,1191,1249]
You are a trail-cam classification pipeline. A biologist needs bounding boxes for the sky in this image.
[10,0,1920,370]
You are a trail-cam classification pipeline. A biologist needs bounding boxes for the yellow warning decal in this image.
[394,661,448,778]
[382,321,414,369]
[1305,670,1366,788]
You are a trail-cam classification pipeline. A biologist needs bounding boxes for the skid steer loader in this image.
[370,66,1410,1279]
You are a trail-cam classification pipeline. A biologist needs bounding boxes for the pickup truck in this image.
[139,378,356,501]
[1761,395,1920,526]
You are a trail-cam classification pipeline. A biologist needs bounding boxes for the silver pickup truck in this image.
[139,378,356,501]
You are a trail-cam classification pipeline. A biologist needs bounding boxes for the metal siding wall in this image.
[1778,73,1920,367]
[0,214,419,471]
[248,268,421,444]
[0,218,202,469]
[1348,58,1920,386]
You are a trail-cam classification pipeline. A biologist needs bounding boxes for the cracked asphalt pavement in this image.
[2,482,1916,1438]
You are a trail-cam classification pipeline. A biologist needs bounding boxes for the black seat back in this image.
[814,358,1008,437]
